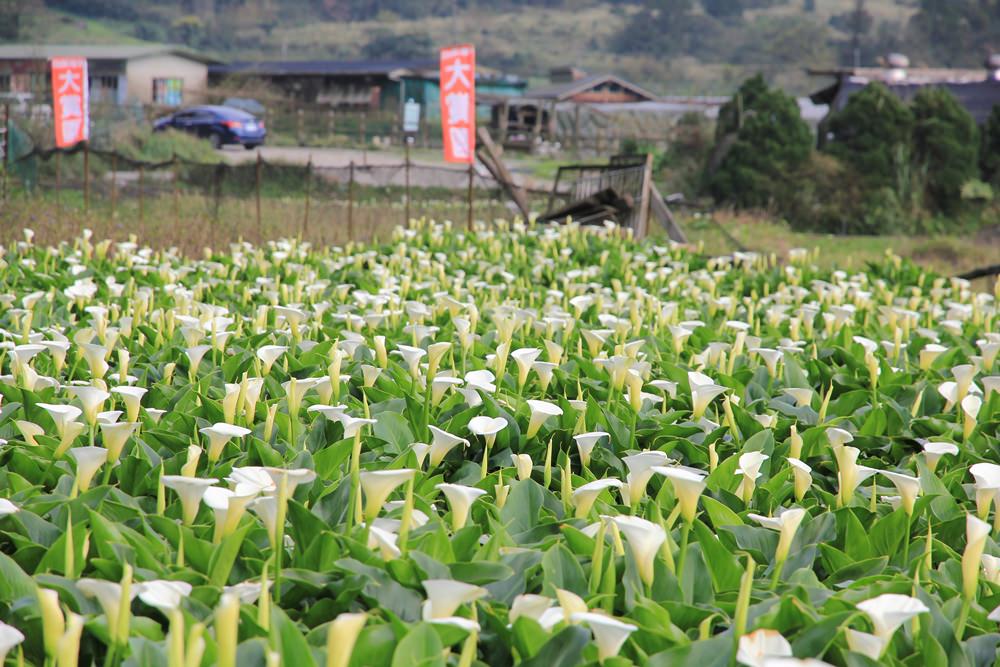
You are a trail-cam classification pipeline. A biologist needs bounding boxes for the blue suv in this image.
[153,105,266,150]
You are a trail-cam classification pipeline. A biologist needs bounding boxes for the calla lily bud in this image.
[374,336,388,368]
[326,612,368,667]
[787,458,812,501]
[834,446,877,507]
[511,453,533,481]
[56,612,84,667]
[38,588,65,662]
[789,424,803,460]
[963,513,991,600]
[215,593,239,667]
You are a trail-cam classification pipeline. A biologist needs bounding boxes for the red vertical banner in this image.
[51,56,89,148]
[439,44,475,163]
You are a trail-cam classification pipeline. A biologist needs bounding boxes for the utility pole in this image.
[850,0,865,68]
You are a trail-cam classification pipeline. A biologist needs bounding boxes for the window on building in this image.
[89,75,119,103]
[153,78,183,106]
[0,74,9,92]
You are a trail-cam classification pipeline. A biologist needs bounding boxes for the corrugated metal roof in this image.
[808,66,991,85]
[210,59,525,86]
[825,78,1000,125]
[0,44,220,64]
[521,73,658,102]
[211,58,439,78]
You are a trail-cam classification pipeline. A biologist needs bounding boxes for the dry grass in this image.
[0,193,516,256]
[680,211,998,284]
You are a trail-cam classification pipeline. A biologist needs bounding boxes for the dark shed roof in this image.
[521,73,658,102]
[210,59,438,78]
[809,65,1000,125]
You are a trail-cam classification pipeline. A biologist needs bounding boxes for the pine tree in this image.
[706,76,813,210]
[911,87,979,213]
[823,83,913,195]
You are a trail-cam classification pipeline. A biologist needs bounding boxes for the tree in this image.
[713,74,769,139]
[980,105,1000,183]
[703,0,742,19]
[706,75,813,210]
[823,83,913,195]
[910,87,979,213]
[362,29,434,60]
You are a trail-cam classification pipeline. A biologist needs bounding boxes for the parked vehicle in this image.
[153,105,265,149]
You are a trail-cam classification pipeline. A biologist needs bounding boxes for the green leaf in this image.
[541,543,588,596]
[692,519,741,592]
[208,521,253,587]
[271,605,318,667]
[390,623,446,667]
[519,625,591,667]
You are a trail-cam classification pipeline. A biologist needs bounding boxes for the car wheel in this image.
[209,132,223,149]
[244,144,258,151]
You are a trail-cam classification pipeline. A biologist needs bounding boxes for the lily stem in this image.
[676,522,691,584]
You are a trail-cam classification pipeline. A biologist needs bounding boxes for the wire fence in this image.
[0,141,540,252]
[5,98,680,154]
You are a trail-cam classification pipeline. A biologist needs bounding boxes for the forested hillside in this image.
[4,1,1000,93]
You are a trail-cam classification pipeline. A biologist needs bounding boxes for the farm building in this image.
[487,69,661,148]
[0,44,218,107]
[809,54,1000,127]
[208,58,526,119]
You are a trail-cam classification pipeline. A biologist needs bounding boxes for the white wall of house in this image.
[125,54,207,106]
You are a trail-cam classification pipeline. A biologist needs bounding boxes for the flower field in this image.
[0,221,998,667]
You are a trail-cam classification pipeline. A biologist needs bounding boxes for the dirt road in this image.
[215,145,552,191]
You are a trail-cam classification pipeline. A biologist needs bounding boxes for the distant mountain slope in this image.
[6,1,990,95]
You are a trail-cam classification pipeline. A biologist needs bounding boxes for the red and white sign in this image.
[51,56,89,148]
[439,44,475,163]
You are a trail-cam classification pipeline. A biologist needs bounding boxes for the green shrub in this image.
[911,87,979,215]
[706,75,813,210]
[823,83,913,195]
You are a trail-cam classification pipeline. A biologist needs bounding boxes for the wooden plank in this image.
[649,184,688,244]
[634,153,654,239]
[476,126,531,220]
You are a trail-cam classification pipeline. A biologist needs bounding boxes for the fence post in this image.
[213,163,223,225]
[138,163,145,224]
[347,160,355,243]
[303,156,312,239]
[110,153,117,219]
[327,109,334,137]
[55,151,61,224]
[466,163,474,232]
[255,150,263,240]
[172,153,180,228]
[404,138,411,228]
[82,142,90,212]
[2,103,8,202]
[360,113,367,165]
[296,109,304,146]
[573,104,581,156]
